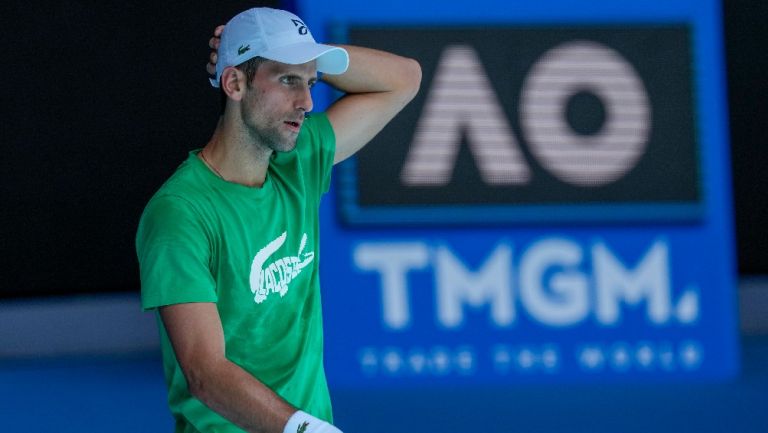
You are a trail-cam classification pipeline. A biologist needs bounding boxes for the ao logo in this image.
[401,41,651,187]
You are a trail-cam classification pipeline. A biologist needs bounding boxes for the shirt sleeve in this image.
[136,194,218,310]
[298,112,337,195]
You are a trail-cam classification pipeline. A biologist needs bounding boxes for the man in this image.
[136,7,420,433]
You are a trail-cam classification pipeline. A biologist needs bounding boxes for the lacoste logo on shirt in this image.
[249,231,314,304]
[297,421,309,433]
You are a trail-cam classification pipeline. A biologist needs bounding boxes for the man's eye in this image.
[280,76,300,85]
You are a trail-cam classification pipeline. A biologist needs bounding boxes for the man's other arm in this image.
[160,302,295,433]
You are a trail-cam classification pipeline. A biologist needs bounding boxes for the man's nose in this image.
[296,85,313,113]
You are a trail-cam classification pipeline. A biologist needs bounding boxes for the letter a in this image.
[401,45,530,186]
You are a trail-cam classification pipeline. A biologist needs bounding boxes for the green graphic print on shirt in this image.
[136,113,336,433]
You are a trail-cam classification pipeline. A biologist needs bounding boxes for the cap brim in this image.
[261,42,349,74]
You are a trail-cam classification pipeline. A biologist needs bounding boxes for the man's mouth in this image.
[284,120,301,129]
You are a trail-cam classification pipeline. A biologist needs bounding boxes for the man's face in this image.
[240,60,318,153]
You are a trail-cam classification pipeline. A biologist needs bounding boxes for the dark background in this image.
[1,0,765,298]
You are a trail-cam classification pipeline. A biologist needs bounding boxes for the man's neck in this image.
[200,116,273,188]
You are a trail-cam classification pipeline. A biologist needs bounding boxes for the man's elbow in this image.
[185,365,210,401]
[183,358,222,403]
[400,57,422,103]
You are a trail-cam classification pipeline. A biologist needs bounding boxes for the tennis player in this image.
[137,7,420,433]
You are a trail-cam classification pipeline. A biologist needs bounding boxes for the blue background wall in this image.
[301,0,739,388]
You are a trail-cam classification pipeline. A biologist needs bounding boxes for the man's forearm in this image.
[322,44,421,100]
[187,357,296,433]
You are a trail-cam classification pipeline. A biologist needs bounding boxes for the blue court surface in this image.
[1,336,766,433]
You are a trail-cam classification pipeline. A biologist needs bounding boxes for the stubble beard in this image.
[241,105,298,157]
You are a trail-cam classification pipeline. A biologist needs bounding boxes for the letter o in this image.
[520,40,651,186]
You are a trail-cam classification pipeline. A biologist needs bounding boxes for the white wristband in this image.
[283,410,343,433]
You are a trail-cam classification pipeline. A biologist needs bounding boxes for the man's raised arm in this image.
[322,45,421,164]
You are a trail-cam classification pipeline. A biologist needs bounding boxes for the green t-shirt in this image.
[136,113,336,433]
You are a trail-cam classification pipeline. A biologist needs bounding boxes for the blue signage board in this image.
[295,0,739,386]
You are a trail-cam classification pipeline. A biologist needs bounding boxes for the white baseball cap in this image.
[210,7,349,88]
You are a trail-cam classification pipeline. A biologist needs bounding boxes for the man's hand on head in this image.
[206,25,224,77]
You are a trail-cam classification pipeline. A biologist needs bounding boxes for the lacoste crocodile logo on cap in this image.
[297,421,309,433]
[238,44,250,55]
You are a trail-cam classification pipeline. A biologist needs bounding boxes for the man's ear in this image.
[221,66,246,101]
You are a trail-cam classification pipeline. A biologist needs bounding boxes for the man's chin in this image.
[273,139,298,153]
